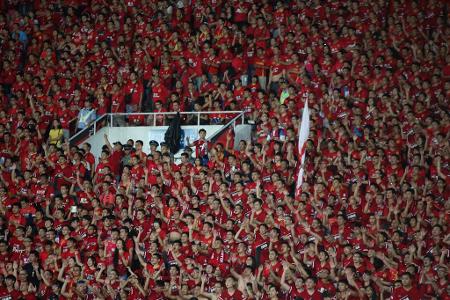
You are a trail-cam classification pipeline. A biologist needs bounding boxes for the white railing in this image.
[69,111,245,143]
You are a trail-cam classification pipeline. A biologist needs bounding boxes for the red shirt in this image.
[219,289,244,300]
[152,83,169,105]
[298,289,323,300]
[0,288,21,300]
[254,56,268,76]
[111,92,125,113]
[124,80,144,106]
[109,150,124,175]
[147,291,165,300]
[392,285,423,300]
[53,163,74,189]
[193,139,209,157]
[270,59,284,76]
[31,183,55,204]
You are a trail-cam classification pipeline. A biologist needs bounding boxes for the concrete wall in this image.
[233,124,253,150]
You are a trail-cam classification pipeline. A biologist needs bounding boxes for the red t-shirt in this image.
[0,287,22,299]
[124,80,144,106]
[220,289,244,300]
[111,92,125,113]
[193,139,209,157]
[152,83,169,105]
[298,289,323,300]
[392,286,423,300]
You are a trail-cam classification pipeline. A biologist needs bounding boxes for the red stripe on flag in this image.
[295,100,310,199]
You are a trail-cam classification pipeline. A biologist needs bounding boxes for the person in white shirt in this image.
[76,99,97,132]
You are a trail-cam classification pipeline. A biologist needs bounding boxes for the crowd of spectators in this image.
[0,0,449,299]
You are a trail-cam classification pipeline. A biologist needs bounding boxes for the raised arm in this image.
[103,134,113,153]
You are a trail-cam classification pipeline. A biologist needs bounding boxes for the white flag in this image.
[295,100,310,197]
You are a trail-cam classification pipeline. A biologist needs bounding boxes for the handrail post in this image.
[241,112,245,124]
[197,112,200,133]
[93,121,96,135]
[110,114,113,127]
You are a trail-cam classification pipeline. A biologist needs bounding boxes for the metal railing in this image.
[69,111,245,145]
[207,113,245,144]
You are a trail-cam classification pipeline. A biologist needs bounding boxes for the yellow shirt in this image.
[48,128,63,146]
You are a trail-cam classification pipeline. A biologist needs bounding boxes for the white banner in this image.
[295,100,310,197]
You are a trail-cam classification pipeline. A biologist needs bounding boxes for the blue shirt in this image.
[77,108,97,129]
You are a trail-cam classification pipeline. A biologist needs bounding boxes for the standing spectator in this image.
[76,99,96,132]
[186,128,209,166]
[47,119,64,148]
